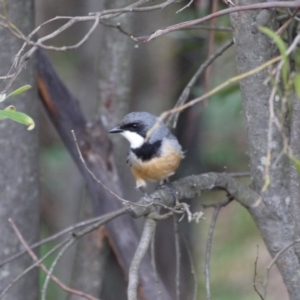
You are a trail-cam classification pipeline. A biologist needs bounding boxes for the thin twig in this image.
[0,210,125,268]
[41,238,76,300]
[176,0,194,13]
[174,214,181,300]
[9,219,99,300]
[204,204,221,300]
[94,0,158,20]
[144,1,300,41]
[0,74,14,80]
[168,39,234,128]
[72,130,151,208]
[0,238,69,299]
[204,197,232,300]
[153,55,283,133]
[150,225,162,300]
[0,0,175,94]
[276,8,300,36]
[41,207,126,300]
[262,239,300,299]
[181,232,198,300]
[0,209,125,299]
[253,245,264,300]
[128,217,157,300]
[204,0,218,105]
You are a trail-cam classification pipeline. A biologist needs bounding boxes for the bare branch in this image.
[168,39,234,128]
[128,173,259,219]
[204,198,231,300]
[0,209,125,298]
[0,209,125,268]
[0,238,69,299]
[253,246,264,300]
[41,238,76,299]
[174,215,181,300]
[176,0,194,13]
[41,207,126,299]
[128,217,157,300]
[9,219,99,300]
[262,239,300,299]
[143,1,300,41]
[72,130,151,208]
[181,233,198,300]
[150,228,162,300]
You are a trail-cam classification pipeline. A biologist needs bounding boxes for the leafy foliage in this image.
[0,85,35,130]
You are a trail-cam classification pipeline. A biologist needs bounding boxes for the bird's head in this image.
[109,112,161,148]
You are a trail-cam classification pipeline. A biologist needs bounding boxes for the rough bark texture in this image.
[231,1,300,299]
[289,94,300,260]
[0,0,39,299]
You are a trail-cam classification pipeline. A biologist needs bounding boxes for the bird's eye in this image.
[131,123,138,129]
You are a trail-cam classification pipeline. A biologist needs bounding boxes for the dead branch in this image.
[204,198,231,300]
[128,217,157,300]
[253,246,264,300]
[174,215,181,300]
[128,173,260,219]
[168,39,234,128]
[0,209,126,299]
[0,211,124,268]
[262,239,300,299]
[142,1,300,41]
[9,219,99,300]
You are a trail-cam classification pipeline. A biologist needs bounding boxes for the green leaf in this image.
[259,27,289,88]
[0,109,35,130]
[6,85,31,99]
[290,156,300,175]
[294,73,300,99]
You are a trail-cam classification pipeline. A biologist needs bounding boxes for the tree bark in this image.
[0,0,40,299]
[230,1,300,299]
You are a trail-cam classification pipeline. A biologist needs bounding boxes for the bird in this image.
[109,112,184,194]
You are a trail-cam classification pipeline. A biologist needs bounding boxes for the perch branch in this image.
[128,173,260,218]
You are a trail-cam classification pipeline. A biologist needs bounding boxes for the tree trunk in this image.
[231,1,300,299]
[0,0,40,299]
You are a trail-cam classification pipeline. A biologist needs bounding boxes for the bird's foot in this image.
[159,180,179,206]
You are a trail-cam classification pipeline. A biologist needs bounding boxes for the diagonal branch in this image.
[168,39,234,128]
[8,219,99,300]
[142,1,300,41]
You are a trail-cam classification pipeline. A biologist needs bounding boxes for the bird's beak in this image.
[109,126,123,133]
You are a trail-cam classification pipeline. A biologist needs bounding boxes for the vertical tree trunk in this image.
[0,0,40,299]
[97,0,132,172]
[231,1,300,299]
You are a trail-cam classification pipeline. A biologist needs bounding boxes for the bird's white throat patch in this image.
[121,131,144,149]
